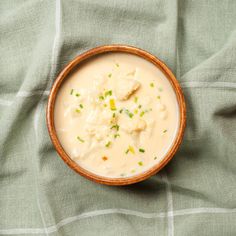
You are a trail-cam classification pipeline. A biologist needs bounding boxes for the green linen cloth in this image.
[1,0,236,235]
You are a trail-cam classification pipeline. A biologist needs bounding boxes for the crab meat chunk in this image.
[121,117,147,133]
[115,78,141,100]
[133,118,147,132]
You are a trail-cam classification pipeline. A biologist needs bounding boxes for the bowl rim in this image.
[46,44,186,186]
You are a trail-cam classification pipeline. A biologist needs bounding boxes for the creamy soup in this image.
[54,52,179,178]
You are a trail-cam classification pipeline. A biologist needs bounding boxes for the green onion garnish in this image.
[114,133,120,138]
[76,93,80,97]
[131,169,136,173]
[140,111,145,117]
[105,141,111,147]
[138,105,142,109]
[105,90,112,97]
[134,109,138,114]
[99,95,104,100]
[134,96,138,103]
[108,73,112,78]
[79,104,83,109]
[115,63,119,67]
[119,109,123,113]
[111,124,119,131]
[112,113,116,118]
[75,109,81,113]
[163,129,167,133]
[70,89,74,95]
[139,148,145,153]
[103,104,107,107]
[138,161,143,166]
[77,136,84,143]
[157,95,161,99]
[124,109,133,118]
[154,157,157,160]
[150,82,154,88]
[125,149,129,154]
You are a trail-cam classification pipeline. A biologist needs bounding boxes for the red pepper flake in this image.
[102,156,108,161]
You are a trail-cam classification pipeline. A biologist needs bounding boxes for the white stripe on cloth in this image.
[173,207,236,216]
[162,172,174,236]
[0,207,236,235]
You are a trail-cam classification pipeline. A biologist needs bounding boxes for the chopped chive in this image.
[110,124,119,131]
[103,104,107,107]
[115,63,119,67]
[124,109,133,118]
[119,109,123,113]
[131,169,136,173]
[105,141,111,147]
[128,145,135,154]
[108,73,112,78]
[139,148,145,153]
[70,89,74,95]
[109,99,116,110]
[154,156,157,160]
[138,105,142,109]
[114,133,120,138]
[125,149,129,154]
[75,109,81,113]
[105,90,112,97]
[79,104,83,109]
[112,113,116,118]
[140,111,145,117]
[77,136,84,143]
[134,96,138,103]
[158,87,163,92]
[99,95,104,100]
[157,95,161,99]
[138,161,143,166]
[140,109,151,117]
[75,93,80,97]
[134,109,138,114]
[163,129,167,133]
[150,82,154,88]
[102,156,108,161]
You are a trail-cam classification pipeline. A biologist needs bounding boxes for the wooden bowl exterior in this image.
[46,45,186,186]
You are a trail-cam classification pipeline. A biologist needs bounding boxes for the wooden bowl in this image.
[47,45,186,186]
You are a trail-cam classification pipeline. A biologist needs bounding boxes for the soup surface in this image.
[54,52,179,178]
